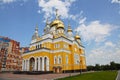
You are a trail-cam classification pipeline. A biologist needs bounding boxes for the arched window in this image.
[59,57,61,64]
[38,45,39,49]
[54,56,57,64]
[58,56,62,64]
[40,44,42,48]
[36,45,37,49]
[66,55,68,64]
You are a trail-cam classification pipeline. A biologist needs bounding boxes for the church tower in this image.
[74,32,81,44]
[50,9,65,35]
[67,22,73,40]
[44,19,50,34]
[31,25,40,43]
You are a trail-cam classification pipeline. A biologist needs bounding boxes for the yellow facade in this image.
[22,10,86,73]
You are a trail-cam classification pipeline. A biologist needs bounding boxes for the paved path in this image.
[116,70,120,80]
[0,72,80,80]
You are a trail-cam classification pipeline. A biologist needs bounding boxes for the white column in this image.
[42,57,44,71]
[46,58,49,71]
[22,60,24,71]
[38,58,40,71]
[27,59,30,71]
[24,60,25,71]
[25,60,26,71]
[40,58,42,71]
[34,58,37,71]
[26,60,28,71]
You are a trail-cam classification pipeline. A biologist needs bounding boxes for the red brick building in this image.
[0,36,22,71]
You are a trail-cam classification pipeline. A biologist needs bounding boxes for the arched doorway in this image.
[40,57,42,71]
[44,57,49,71]
[44,57,47,71]
[29,57,35,71]
[53,66,62,73]
[36,58,38,71]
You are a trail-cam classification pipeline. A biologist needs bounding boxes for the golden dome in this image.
[50,19,64,27]
[75,35,80,39]
[57,23,64,29]
[67,29,72,32]
[67,25,72,32]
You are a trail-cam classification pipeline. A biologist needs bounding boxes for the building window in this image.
[74,54,79,64]
[54,56,57,64]
[64,44,68,49]
[58,56,62,64]
[54,44,60,48]
[59,57,61,64]
[40,44,42,48]
[36,45,37,49]
[75,48,77,51]
[66,55,68,64]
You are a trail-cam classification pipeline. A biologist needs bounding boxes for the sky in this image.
[0,0,120,66]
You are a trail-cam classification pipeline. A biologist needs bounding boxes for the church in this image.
[22,9,86,73]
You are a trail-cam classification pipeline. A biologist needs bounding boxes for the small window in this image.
[58,56,62,64]
[54,56,57,64]
[54,44,60,48]
[66,55,68,64]
[75,48,77,51]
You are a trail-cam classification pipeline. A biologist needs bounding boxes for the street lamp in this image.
[80,60,82,74]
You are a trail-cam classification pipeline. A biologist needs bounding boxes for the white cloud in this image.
[86,41,120,65]
[0,0,28,4]
[79,17,86,24]
[111,0,120,4]
[0,0,16,3]
[37,10,41,14]
[111,0,120,14]
[105,41,115,47]
[75,21,115,43]
[38,0,76,20]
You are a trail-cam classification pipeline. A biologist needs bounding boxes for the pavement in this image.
[116,70,120,80]
[0,72,80,80]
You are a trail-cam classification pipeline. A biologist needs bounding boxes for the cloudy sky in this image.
[0,0,120,65]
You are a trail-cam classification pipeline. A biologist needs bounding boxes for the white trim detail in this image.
[22,49,71,56]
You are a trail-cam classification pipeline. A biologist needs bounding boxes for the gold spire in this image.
[67,20,72,32]
[75,31,80,39]
[55,9,59,20]
[35,24,38,31]
[46,18,49,25]
[50,9,64,29]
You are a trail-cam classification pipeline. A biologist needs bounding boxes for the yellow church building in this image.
[22,10,86,73]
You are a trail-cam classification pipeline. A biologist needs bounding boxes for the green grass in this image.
[57,71,117,80]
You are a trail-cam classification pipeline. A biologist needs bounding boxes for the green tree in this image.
[110,61,117,70]
[94,64,101,71]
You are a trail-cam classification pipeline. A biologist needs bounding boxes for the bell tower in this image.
[67,21,73,40]
[31,25,40,43]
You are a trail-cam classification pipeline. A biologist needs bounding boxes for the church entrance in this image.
[53,66,62,73]
[29,57,35,71]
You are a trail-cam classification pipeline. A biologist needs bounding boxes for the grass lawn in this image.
[57,71,117,80]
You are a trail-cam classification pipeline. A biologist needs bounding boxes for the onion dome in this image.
[74,33,81,39]
[50,19,64,27]
[50,9,65,29]
[67,28,72,32]
[56,22,64,29]
[32,25,39,40]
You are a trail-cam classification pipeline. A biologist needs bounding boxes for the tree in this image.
[94,64,101,71]
[87,65,94,71]
[110,61,117,70]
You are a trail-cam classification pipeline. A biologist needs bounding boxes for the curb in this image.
[116,70,119,80]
